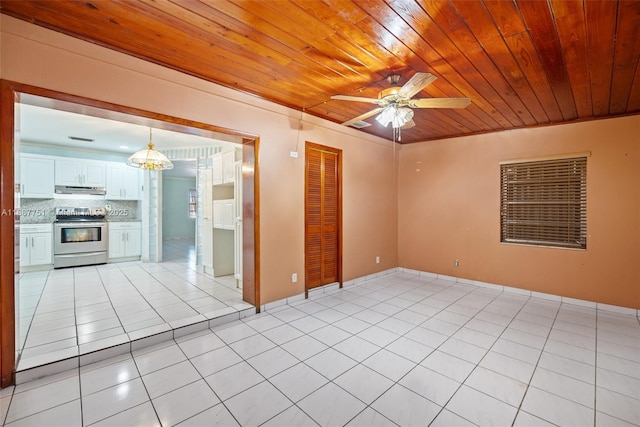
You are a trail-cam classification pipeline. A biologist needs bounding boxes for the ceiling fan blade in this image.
[341,107,384,127]
[331,95,380,104]
[408,97,472,109]
[397,72,437,99]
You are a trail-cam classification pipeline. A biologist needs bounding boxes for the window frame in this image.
[188,188,197,219]
[499,153,589,250]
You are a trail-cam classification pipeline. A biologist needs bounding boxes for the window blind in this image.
[500,157,587,249]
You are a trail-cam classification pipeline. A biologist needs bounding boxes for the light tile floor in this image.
[16,239,251,371]
[4,272,640,426]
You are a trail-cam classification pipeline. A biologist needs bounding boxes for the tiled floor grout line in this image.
[15,270,51,363]
[275,278,492,426]
[509,296,561,427]
[17,240,247,372]
[6,270,639,426]
[423,286,517,426]
[87,266,128,345]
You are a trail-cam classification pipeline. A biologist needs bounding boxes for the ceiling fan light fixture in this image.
[375,106,396,127]
[392,107,414,128]
[126,128,174,171]
[375,106,414,128]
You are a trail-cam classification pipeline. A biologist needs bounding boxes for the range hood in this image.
[54,185,106,196]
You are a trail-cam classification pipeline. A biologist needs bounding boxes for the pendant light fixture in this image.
[126,128,173,170]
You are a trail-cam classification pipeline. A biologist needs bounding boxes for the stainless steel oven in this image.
[53,207,108,268]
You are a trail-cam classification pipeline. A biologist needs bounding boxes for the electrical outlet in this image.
[454,260,460,267]
[376,256,380,264]
[291,273,297,283]
[290,151,298,158]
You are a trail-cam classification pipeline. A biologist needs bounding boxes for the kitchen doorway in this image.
[0,80,260,387]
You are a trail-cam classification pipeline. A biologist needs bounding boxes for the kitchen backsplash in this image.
[20,199,139,223]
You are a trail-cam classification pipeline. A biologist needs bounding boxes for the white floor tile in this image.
[362,349,416,381]
[176,331,226,358]
[333,336,381,362]
[356,326,400,347]
[305,348,357,380]
[190,346,243,377]
[246,346,299,378]
[242,314,284,333]
[385,336,434,363]
[597,352,640,380]
[6,376,79,423]
[309,324,352,346]
[288,315,329,334]
[260,405,318,427]
[521,386,593,426]
[421,350,475,383]
[345,407,396,427]
[595,410,639,427]
[224,381,291,427]
[152,379,220,426]
[228,334,276,359]
[530,367,594,407]
[446,385,518,426]
[512,410,556,427]
[596,386,640,425]
[205,361,264,401]
[80,356,139,396]
[479,351,536,383]
[142,360,201,399]
[81,378,149,425]
[500,328,547,350]
[538,351,595,384]
[280,335,328,361]
[4,399,81,427]
[269,362,328,403]
[334,364,394,404]
[404,326,449,348]
[439,337,487,364]
[544,338,596,365]
[371,384,441,426]
[91,401,160,427]
[298,382,366,427]
[399,365,460,406]
[10,270,637,427]
[175,402,239,427]
[464,366,527,407]
[132,343,186,376]
[430,408,476,427]
[491,338,541,365]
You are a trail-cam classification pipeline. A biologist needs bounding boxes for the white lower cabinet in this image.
[213,199,235,230]
[20,224,53,268]
[108,222,141,260]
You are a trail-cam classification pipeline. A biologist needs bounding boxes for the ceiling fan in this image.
[331,72,471,130]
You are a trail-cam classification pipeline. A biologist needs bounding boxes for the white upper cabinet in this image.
[20,154,54,198]
[212,148,240,186]
[55,158,106,187]
[222,150,237,184]
[106,163,140,200]
[211,154,223,186]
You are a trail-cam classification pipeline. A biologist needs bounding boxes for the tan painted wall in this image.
[0,16,398,304]
[398,116,640,308]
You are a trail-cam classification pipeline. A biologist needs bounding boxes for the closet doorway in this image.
[304,142,342,296]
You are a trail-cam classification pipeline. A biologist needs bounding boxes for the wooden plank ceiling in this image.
[2,0,639,144]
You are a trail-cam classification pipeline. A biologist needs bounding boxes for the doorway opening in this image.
[0,80,260,387]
